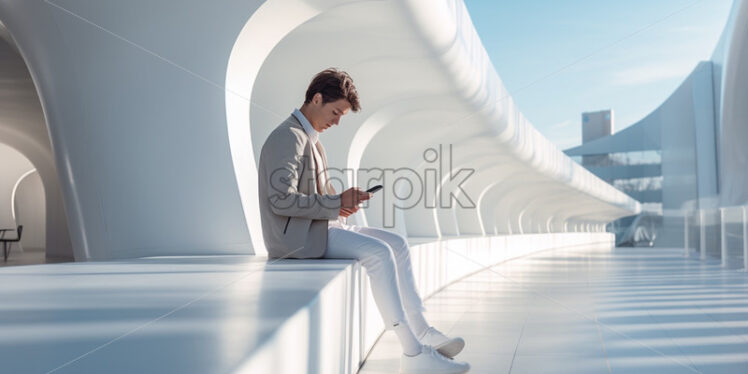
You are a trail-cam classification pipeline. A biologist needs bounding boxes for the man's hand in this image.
[339,206,358,218]
[339,187,372,217]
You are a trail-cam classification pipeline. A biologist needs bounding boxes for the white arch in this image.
[11,168,36,221]
[225,0,351,255]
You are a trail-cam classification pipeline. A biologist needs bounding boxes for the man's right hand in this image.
[339,187,373,217]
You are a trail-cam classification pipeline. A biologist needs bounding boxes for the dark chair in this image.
[1,225,23,262]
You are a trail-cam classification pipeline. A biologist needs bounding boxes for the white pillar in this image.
[720,207,728,267]
[684,213,690,257]
[743,206,747,271]
[700,209,707,260]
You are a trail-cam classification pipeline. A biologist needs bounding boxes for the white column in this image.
[743,206,747,271]
[684,213,690,257]
[720,207,728,267]
[700,209,707,260]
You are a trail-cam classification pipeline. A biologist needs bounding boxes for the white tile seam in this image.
[506,313,529,374]
[592,293,613,373]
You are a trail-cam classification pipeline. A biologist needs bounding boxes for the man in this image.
[258,68,469,373]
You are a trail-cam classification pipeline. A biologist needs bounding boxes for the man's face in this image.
[309,93,352,132]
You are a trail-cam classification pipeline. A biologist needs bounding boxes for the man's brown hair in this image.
[304,68,361,112]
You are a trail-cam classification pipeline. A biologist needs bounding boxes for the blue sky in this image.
[464,0,734,150]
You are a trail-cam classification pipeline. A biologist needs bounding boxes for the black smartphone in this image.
[366,185,383,193]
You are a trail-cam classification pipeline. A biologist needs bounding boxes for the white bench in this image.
[0,233,613,373]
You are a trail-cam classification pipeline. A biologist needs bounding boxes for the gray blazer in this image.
[258,115,341,258]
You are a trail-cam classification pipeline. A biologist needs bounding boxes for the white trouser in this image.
[324,225,425,329]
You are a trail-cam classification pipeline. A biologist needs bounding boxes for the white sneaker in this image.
[418,327,465,358]
[400,345,470,374]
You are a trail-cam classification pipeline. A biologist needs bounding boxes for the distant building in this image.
[564,62,720,247]
[581,110,614,168]
[571,109,662,212]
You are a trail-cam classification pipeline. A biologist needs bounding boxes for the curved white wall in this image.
[714,0,748,207]
[614,62,719,246]
[0,0,639,260]
[0,34,72,260]
[0,0,261,259]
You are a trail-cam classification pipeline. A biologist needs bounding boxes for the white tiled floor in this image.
[358,246,748,374]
